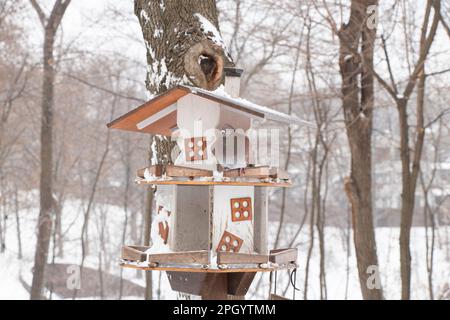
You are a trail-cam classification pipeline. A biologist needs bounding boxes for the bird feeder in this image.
[107,67,313,299]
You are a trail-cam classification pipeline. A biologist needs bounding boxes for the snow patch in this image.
[153,28,163,38]
[159,0,165,12]
[140,9,149,25]
[194,13,232,60]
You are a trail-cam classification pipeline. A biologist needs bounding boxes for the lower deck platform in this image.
[120,245,298,273]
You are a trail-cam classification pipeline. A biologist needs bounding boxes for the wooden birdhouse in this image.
[107,67,313,299]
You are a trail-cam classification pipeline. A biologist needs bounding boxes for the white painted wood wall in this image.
[212,186,254,254]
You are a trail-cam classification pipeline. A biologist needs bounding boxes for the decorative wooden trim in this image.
[120,262,297,273]
[217,252,268,265]
[106,86,188,136]
[158,221,169,244]
[270,294,290,300]
[269,248,298,264]
[135,179,292,187]
[227,272,256,296]
[147,250,209,264]
[137,165,213,179]
[121,245,148,262]
[137,165,164,177]
[224,166,290,180]
[184,137,207,162]
[166,271,209,296]
[107,85,313,137]
[230,197,252,222]
[216,231,243,253]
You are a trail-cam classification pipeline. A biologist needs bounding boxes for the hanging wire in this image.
[289,268,301,300]
[274,271,278,295]
[269,271,273,300]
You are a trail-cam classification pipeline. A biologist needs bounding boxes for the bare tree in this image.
[29,0,71,300]
[134,0,232,164]
[328,0,383,300]
[365,0,440,299]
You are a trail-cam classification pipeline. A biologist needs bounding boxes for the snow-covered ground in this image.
[0,195,448,300]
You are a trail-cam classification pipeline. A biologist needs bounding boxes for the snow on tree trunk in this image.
[135,0,231,95]
[135,0,232,165]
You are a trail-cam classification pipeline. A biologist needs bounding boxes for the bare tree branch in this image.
[29,0,46,27]
[64,73,145,103]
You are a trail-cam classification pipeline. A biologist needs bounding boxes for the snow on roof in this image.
[107,84,315,136]
[185,85,315,127]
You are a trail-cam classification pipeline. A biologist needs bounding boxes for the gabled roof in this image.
[107,85,314,136]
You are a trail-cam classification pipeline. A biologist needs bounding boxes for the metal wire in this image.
[274,271,278,295]
[289,268,301,300]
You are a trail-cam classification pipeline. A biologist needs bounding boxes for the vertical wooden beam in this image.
[201,274,229,300]
[171,185,210,253]
[254,187,269,254]
[227,272,256,296]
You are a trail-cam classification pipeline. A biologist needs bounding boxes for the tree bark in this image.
[143,137,154,300]
[339,0,383,300]
[397,0,439,299]
[135,0,230,94]
[134,0,231,164]
[134,0,231,300]
[29,0,71,300]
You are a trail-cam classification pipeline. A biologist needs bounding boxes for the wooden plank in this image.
[227,272,256,296]
[254,187,269,254]
[212,186,254,254]
[137,165,164,178]
[120,262,297,273]
[270,294,290,300]
[148,250,208,264]
[137,165,213,179]
[224,166,271,178]
[217,252,268,265]
[107,86,188,135]
[171,186,210,252]
[269,248,298,264]
[167,271,208,296]
[273,168,290,180]
[136,179,292,187]
[224,166,290,180]
[121,245,147,262]
[201,274,228,300]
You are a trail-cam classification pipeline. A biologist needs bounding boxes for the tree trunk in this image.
[143,185,153,300]
[143,137,154,300]
[134,0,231,300]
[30,0,71,300]
[339,0,383,300]
[134,0,231,164]
[15,187,22,259]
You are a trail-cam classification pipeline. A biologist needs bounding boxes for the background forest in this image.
[0,0,449,300]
